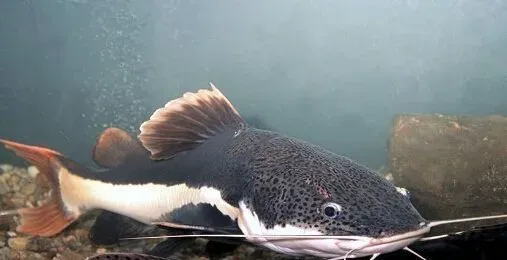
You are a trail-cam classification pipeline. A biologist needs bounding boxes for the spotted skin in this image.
[225,128,426,238]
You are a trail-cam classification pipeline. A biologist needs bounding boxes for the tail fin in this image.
[0,139,78,237]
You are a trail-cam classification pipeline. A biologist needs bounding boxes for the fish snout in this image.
[336,225,430,257]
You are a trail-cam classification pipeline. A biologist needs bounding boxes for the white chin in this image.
[342,227,431,257]
[251,231,427,259]
[254,238,362,258]
[236,201,431,259]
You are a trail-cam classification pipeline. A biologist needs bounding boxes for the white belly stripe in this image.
[58,168,240,224]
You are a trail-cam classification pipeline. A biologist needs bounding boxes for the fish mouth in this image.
[338,226,431,258]
[244,226,431,259]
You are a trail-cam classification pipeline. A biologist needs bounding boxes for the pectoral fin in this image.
[153,202,241,235]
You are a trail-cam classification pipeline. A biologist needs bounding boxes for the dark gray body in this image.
[72,125,425,238]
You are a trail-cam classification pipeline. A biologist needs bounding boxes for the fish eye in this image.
[321,202,342,219]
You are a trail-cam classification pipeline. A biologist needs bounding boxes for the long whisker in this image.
[120,234,371,241]
[343,247,356,260]
[369,253,381,260]
[403,247,426,260]
[428,214,507,228]
[327,240,372,260]
[418,234,453,241]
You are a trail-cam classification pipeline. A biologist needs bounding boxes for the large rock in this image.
[388,114,507,226]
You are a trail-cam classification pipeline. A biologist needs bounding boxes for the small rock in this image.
[0,178,9,195]
[27,166,39,178]
[7,231,17,237]
[25,200,35,208]
[2,197,16,208]
[0,164,13,173]
[73,229,89,242]
[384,172,394,182]
[63,235,80,250]
[8,237,29,250]
[0,247,14,260]
[7,177,20,192]
[63,235,76,244]
[20,183,36,196]
[9,196,25,207]
[55,249,86,260]
[17,176,29,187]
[26,237,53,252]
[8,175,19,185]
[35,174,50,189]
[19,251,45,260]
[96,248,107,254]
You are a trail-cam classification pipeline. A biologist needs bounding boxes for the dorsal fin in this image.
[138,83,246,160]
[93,127,147,168]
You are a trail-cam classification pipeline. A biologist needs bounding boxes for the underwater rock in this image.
[20,183,36,196]
[0,178,9,195]
[55,249,86,260]
[0,247,14,260]
[26,237,54,252]
[389,114,507,231]
[27,166,39,178]
[8,237,29,251]
[0,165,13,174]
[0,233,5,247]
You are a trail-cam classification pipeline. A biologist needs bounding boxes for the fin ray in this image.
[90,211,161,246]
[151,203,241,235]
[139,83,245,160]
[0,139,79,237]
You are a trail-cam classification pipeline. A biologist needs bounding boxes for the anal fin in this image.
[89,211,161,246]
[90,211,198,258]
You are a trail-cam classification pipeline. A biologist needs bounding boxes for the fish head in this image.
[237,138,430,258]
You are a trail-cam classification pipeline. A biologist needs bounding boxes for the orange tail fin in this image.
[0,139,78,237]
